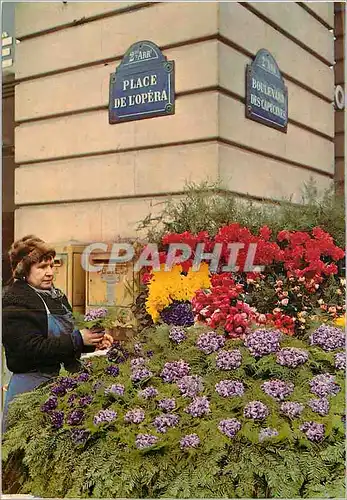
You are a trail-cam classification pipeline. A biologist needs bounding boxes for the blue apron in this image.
[2,293,78,432]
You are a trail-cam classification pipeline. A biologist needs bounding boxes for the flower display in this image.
[300,421,325,442]
[308,398,330,416]
[145,263,210,322]
[218,418,242,438]
[76,372,90,382]
[309,325,345,351]
[177,375,204,398]
[276,348,309,368]
[105,365,120,377]
[244,329,282,357]
[124,408,145,424]
[41,396,58,413]
[280,402,304,419]
[180,434,200,449]
[169,326,187,344]
[161,360,190,383]
[261,380,294,401]
[196,331,225,354]
[135,434,159,449]
[158,398,176,412]
[138,386,159,399]
[160,301,194,326]
[105,384,125,396]
[50,410,64,429]
[215,380,245,397]
[309,374,340,397]
[67,409,85,426]
[259,428,279,442]
[244,401,269,420]
[215,349,242,370]
[78,396,93,408]
[93,409,117,425]
[185,396,211,417]
[335,352,345,371]
[70,428,90,445]
[131,367,153,383]
[153,414,179,433]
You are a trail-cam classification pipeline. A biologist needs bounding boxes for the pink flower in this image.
[281,299,289,306]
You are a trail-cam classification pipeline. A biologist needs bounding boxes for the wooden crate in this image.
[52,243,87,314]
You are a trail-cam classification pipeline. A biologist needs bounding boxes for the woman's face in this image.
[27,258,55,289]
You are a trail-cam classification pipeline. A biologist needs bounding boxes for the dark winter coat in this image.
[2,280,85,374]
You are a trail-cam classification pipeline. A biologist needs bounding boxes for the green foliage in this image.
[137,179,345,247]
[2,324,345,498]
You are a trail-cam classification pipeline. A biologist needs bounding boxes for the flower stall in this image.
[2,187,346,498]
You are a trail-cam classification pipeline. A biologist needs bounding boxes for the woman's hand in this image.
[80,328,105,346]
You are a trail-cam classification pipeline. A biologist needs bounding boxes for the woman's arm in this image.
[3,306,83,365]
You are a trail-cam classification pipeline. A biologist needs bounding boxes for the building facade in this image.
[8,1,345,246]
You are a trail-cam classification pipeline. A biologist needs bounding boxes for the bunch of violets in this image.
[177,375,204,398]
[67,409,85,426]
[131,357,146,369]
[107,342,129,364]
[196,331,225,355]
[51,377,77,396]
[261,380,294,401]
[169,326,186,344]
[124,408,145,424]
[244,329,282,357]
[216,349,242,370]
[131,366,153,383]
[70,428,90,445]
[160,301,194,327]
[78,395,93,408]
[280,401,304,418]
[215,380,245,398]
[161,360,190,383]
[244,401,269,420]
[41,396,58,413]
[300,421,325,442]
[153,413,179,433]
[308,397,330,416]
[309,374,340,397]
[218,418,242,439]
[259,427,279,442]
[105,384,125,396]
[276,348,309,368]
[185,396,211,417]
[84,307,108,322]
[105,365,120,377]
[135,433,158,449]
[138,386,159,399]
[50,410,64,429]
[335,352,345,371]
[76,372,90,383]
[93,409,117,425]
[309,325,344,352]
[158,398,176,412]
[180,433,200,449]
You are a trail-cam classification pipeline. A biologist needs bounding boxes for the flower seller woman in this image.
[2,235,104,430]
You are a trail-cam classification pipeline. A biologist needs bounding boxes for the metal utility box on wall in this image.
[86,251,138,309]
[53,243,86,314]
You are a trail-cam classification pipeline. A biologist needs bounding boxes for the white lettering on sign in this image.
[123,74,157,91]
[259,55,277,76]
[252,78,284,104]
[129,50,153,63]
[250,93,286,120]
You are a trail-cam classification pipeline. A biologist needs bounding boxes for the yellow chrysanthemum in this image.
[334,316,346,328]
[145,263,211,322]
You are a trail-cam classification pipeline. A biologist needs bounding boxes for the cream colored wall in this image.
[14,2,335,243]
